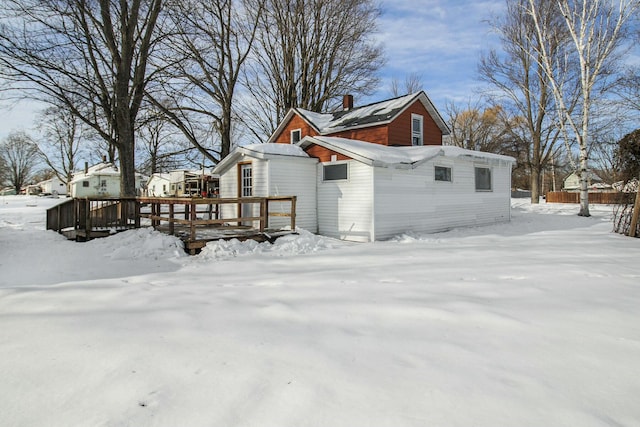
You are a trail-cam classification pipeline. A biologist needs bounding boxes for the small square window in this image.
[82,181,89,188]
[291,129,301,144]
[435,166,452,182]
[323,163,348,181]
[475,167,492,191]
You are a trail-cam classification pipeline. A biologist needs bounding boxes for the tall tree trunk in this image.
[578,145,590,216]
[118,127,138,197]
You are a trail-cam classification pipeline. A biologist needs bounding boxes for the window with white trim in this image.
[291,129,301,144]
[435,166,452,182]
[411,114,423,146]
[323,163,348,181]
[475,167,492,191]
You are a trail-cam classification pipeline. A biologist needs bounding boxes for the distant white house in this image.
[147,173,171,197]
[563,171,594,191]
[214,139,515,242]
[38,177,67,196]
[69,162,146,198]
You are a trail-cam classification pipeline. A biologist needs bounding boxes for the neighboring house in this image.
[38,177,67,196]
[0,188,16,196]
[147,173,172,197]
[147,170,219,197]
[69,162,146,198]
[563,171,593,191]
[215,91,516,242]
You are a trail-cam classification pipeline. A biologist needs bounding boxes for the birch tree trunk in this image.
[527,0,639,217]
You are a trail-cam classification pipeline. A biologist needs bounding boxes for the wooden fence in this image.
[545,191,636,204]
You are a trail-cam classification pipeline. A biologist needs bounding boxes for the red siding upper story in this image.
[272,114,319,144]
[271,97,444,163]
[304,145,352,162]
[388,101,443,146]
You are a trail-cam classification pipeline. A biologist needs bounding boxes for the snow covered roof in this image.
[298,136,516,169]
[148,173,172,182]
[213,143,313,174]
[70,162,119,183]
[268,91,450,142]
[70,162,146,184]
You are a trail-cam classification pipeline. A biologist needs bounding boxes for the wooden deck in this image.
[46,196,297,254]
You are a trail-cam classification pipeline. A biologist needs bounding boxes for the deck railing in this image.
[137,196,296,242]
[46,197,140,240]
[47,196,297,251]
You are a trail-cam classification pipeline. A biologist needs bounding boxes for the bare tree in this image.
[37,103,91,185]
[150,0,263,163]
[0,0,163,197]
[480,0,577,203]
[241,0,385,141]
[136,103,188,175]
[446,101,514,152]
[390,73,424,97]
[0,131,40,193]
[527,0,639,216]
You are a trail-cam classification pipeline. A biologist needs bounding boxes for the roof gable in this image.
[213,143,313,175]
[268,91,450,143]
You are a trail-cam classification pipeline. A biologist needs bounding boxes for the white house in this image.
[69,162,146,198]
[38,177,67,196]
[147,173,172,197]
[214,139,515,242]
[214,92,516,242]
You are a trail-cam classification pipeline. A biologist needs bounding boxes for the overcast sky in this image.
[0,0,505,142]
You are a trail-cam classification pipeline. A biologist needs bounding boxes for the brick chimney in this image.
[343,94,354,111]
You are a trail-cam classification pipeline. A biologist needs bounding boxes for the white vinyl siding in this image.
[267,157,318,232]
[218,156,317,232]
[317,161,373,242]
[372,158,512,240]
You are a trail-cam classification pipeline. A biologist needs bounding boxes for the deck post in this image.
[259,198,266,232]
[135,200,141,228]
[265,198,270,230]
[85,198,92,240]
[169,203,175,235]
[190,200,196,242]
[290,196,296,230]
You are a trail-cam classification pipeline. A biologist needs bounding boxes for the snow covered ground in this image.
[1,195,639,427]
